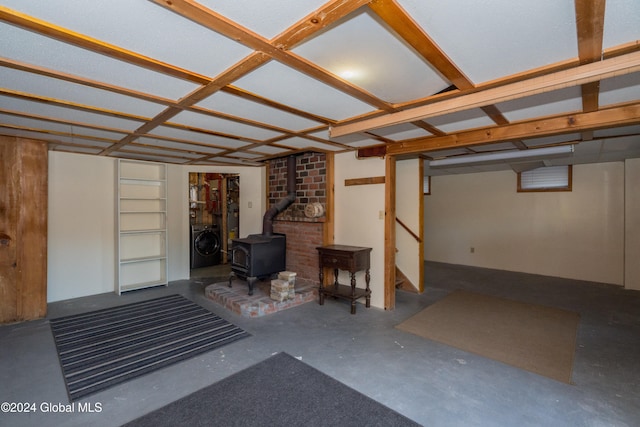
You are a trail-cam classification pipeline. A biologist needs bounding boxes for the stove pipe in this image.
[262,155,296,236]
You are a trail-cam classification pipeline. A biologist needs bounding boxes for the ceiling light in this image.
[338,70,356,79]
[336,68,365,81]
[428,145,574,168]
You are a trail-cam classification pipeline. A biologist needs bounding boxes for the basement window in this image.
[423,176,431,195]
[517,165,572,192]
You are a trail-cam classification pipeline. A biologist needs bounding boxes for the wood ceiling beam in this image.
[0,88,150,122]
[0,58,179,108]
[137,131,244,153]
[369,0,518,134]
[575,0,606,141]
[221,86,334,124]
[99,52,271,155]
[0,108,132,136]
[0,6,343,157]
[386,102,640,156]
[575,0,606,64]
[0,56,317,146]
[331,50,640,137]
[104,0,377,155]
[368,0,472,90]
[0,122,118,145]
[152,0,393,111]
[0,6,210,85]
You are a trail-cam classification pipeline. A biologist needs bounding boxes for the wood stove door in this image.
[231,245,249,277]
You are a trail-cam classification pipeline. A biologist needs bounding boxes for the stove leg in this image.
[247,276,257,295]
[228,272,236,288]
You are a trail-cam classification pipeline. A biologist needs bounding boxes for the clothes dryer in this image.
[190,224,221,269]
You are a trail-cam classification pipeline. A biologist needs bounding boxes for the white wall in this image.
[396,158,422,289]
[47,152,266,302]
[47,151,638,303]
[334,152,386,309]
[48,152,117,302]
[625,158,640,290]
[424,163,625,286]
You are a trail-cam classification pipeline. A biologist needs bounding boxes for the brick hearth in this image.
[205,278,318,318]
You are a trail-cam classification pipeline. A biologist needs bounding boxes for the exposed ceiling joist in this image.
[575,0,606,141]
[387,102,640,156]
[1,0,638,169]
[330,51,640,137]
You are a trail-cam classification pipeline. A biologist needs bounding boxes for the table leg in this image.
[318,267,324,305]
[350,271,357,314]
[365,268,371,308]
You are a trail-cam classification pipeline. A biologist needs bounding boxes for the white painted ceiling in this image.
[0,0,638,173]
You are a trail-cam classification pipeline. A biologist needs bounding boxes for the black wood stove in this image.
[229,155,296,295]
[229,233,286,295]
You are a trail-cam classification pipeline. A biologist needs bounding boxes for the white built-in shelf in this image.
[116,159,168,294]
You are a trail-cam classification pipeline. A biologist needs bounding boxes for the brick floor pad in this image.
[205,278,318,317]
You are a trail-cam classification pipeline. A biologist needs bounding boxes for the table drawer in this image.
[320,253,353,270]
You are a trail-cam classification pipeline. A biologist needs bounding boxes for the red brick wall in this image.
[273,221,323,284]
[269,152,326,220]
[268,152,326,284]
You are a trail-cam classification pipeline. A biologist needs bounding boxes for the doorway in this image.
[188,172,239,278]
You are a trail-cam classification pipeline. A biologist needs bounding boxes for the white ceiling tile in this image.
[309,129,387,148]
[195,92,322,131]
[1,0,252,78]
[149,126,249,149]
[594,125,640,139]
[310,130,370,146]
[233,61,375,120]
[471,142,519,152]
[424,148,471,159]
[0,113,126,141]
[293,10,450,103]
[497,87,583,122]
[573,140,603,155]
[53,146,105,155]
[0,23,198,100]
[206,156,261,166]
[603,0,640,49]
[170,110,283,140]
[277,136,344,152]
[0,96,143,131]
[113,151,191,163]
[249,145,292,155]
[228,151,263,159]
[0,67,165,118]
[597,135,640,153]
[197,0,328,39]
[599,72,640,108]
[522,134,581,147]
[0,126,112,148]
[340,138,384,148]
[426,108,495,133]
[368,123,433,141]
[397,0,578,83]
[125,145,202,159]
[136,137,223,155]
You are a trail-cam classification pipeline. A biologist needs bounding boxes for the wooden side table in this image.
[316,245,372,314]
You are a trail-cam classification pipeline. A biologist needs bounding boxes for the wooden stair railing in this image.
[395,217,421,243]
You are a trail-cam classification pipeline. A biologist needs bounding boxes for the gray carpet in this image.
[123,352,421,427]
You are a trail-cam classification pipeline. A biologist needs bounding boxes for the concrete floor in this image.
[1,261,639,427]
